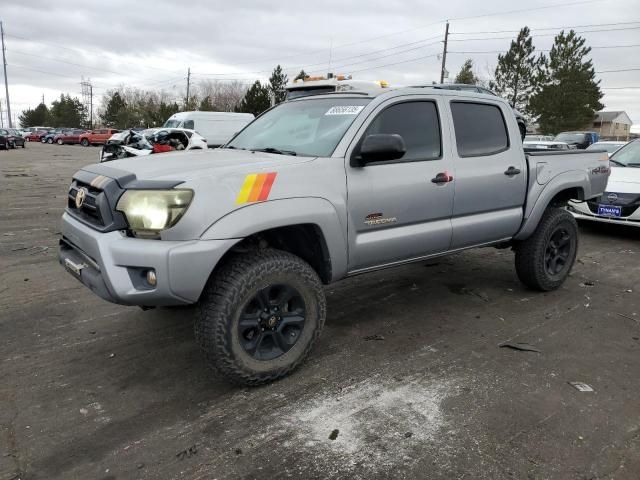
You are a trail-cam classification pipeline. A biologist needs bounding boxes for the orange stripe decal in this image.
[257,172,277,201]
[247,173,267,202]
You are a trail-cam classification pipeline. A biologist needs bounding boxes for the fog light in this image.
[146,270,157,286]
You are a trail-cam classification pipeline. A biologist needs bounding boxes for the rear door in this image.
[447,99,527,249]
[346,97,454,272]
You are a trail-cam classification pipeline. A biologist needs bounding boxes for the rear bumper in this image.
[59,212,238,306]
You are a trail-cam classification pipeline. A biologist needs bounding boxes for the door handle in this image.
[431,172,454,184]
[504,166,521,176]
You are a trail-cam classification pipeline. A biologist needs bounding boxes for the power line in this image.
[449,43,640,54]
[596,67,640,73]
[448,25,640,42]
[449,19,640,35]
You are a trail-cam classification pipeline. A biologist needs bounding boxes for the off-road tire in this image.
[81,138,90,147]
[195,248,326,386]
[515,207,578,291]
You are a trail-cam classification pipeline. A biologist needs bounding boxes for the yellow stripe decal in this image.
[236,174,258,204]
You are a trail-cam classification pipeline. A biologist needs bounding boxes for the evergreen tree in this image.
[199,95,216,111]
[529,30,603,133]
[18,103,49,127]
[294,70,308,81]
[454,59,478,85]
[490,27,542,114]
[269,65,289,104]
[48,94,85,127]
[101,92,127,128]
[236,81,271,116]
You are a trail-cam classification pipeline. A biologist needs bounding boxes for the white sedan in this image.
[586,141,627,157]
[568,139,640,227]
[100,127,207,162]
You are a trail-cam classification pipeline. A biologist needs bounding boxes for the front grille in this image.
[68,180,105,227]
[587,191,640,217]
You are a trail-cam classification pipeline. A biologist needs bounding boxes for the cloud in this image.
[2,0,638,126]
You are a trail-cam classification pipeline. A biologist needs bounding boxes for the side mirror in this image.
[356,134,406,166]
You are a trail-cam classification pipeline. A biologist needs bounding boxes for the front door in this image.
[346,98,454,272]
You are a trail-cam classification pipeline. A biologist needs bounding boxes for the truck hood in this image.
[82,148,312,182]
[607,166,640,194]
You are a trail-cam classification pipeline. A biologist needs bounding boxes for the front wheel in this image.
[57,139,63,145]
[25,137,30,142]
[195,249,326,386]
[515,208,578,291]
[47,138,53,144]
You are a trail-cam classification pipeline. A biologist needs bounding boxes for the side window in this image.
[183,120,195,130]
[451,102,509,157]
[364,101,441,161]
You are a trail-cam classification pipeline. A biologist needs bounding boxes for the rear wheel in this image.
[47,138,53,144]
[515,208,578,291]
[2,140,8,150]
[195,248,326,386]
[57,139,63,145]
[25,137,30,142]
[81,138,89,147]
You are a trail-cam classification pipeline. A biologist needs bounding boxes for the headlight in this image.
[116,189,193,237]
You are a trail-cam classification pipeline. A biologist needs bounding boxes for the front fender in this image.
[200,197,348,281]
[515,169,590,240]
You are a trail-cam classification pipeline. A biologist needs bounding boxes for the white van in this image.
[163,112,254,147]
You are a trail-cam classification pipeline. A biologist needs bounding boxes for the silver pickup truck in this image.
[59,87,610,385]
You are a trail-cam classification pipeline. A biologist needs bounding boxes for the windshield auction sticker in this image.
[325,106,364,116]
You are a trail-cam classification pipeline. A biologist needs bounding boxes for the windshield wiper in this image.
[251,147,297,156]
[627,163,640,167]
[224,146,246,150]
[609,158,626,166]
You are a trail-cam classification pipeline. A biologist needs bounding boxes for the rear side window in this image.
[451,102,509,157]
[183,120,194,130]
[364,101,441,161]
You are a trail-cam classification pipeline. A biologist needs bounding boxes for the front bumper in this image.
[59,212,238,306]
[567,201,640,227]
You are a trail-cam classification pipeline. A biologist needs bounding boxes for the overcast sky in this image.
[1,0,639,129]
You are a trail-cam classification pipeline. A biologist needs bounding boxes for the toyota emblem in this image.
[75,188,87,208]
[607,192,618,203]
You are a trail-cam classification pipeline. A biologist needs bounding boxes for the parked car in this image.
[5,129,26,148]
[0,129,12,149]
[163,111,253,147]
[59,87,608,385]
[21,126,50,138]
[525,135,554,142]
[554,131,599,149]
[42,128,69,144]
[54,129,88,145]
[78,129,120,146]
[586,141,627,157]
[568,139,639,226]
[523,140,570,150]
[100,128,207,162]
[25,130,49,142]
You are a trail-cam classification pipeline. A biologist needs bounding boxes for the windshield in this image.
[163,119,182,128]
[554,133,586,143]
[610,140,640,167]
[226,97,371,157]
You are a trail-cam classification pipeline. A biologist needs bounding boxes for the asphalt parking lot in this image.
[1,142,639,480]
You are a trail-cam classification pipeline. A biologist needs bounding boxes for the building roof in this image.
[594,111,632,124]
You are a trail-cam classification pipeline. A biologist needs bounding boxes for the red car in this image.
[78,128,120,146]
[25,130,48,142]
[54,129,88,145]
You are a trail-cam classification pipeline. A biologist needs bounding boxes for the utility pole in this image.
[185,67,191,109]
[41,93,44,105]
[1,21,13,128]
[439,21,450,84]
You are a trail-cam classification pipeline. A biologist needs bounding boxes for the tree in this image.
[236,81,271,116]
[294,70,308,81]
[19,103,49,127]
[101,91,127,128]
[269,65,289,104]
[48,94,85,127]
[455,59,478,85]
[199,96,216,111]
[529,30,603,133]
[490,27,542,114]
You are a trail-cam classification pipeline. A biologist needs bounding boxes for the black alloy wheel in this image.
[544,227,572,277]
[238,284,306,361]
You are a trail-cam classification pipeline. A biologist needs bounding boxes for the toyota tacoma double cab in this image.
[59,87,610,385]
